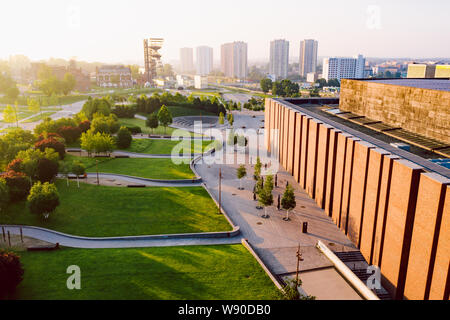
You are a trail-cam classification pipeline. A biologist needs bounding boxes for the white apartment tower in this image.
[221,41,248,79]
[322,54,366,81]
[269,39,290,80]
[299,39,318,77]
[179,48,194,73]
[196,46,213,76]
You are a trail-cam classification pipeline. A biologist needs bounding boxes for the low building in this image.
[194,75,208,89]
[306,72,318,83]
[96,65,133,88]
[407,63,450,78]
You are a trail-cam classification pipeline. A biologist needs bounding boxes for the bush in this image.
[35,138,65,159]
[0,171,30,202]
[6,158,24,173]
[0,178,9,212]
[0,250,24,299]
[37,158,59,183]
[78,120,91,133]
[125,126,142,135]
[57,126,82,144]
[27,181,60,219]
[116,127,132,149]
[112,104,137,118]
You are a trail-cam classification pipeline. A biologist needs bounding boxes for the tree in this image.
[27,97,41,116]
[228,113,234,127]
[0,178,9,212]
[260,78,273,93]
[146,113,159,133]
[35,137,66,159]
[81,97,112,120]
[281,184,296,221]
[27,181,60,219]
[16,148,59,182]
[254,156,262,180]
[80,131,115,156]
[3,104,18,127]
[57,126,82,144]
[59,161,71,187]
[62,72,76,95]
[71,161,86,188]
[90,114,120,134]
[0,171,30,202]
[258,179,273,219]
[157,105,173,134]
[116,126,132,149]
[0,250,24,299]
[272,81,284,96]
[237,165,247,190]
[37,158,59,183]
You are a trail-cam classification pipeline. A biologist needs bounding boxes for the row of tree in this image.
[260,78,301,97]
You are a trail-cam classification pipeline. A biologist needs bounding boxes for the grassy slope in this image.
[118,117,179,135]
[63,154,194,180]
[15,245,280,300]
[0,180,231,237]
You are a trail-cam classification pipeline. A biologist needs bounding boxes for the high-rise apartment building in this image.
[221,41,248,79]
[323,55,366,81]
[299,39,318,77]
[269,39,289,80]
[196,46,213,76]
[179,48,194,73]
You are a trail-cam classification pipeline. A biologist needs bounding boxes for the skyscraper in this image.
[221,41,248,79]
[196,46,213,76]
[179,47,194,73]
[299,39,318,77]
[269,39,289,80]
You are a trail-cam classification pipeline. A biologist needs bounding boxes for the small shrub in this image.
[0,171,30,202]
[0,250,24,299]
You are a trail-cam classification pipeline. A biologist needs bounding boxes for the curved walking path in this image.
[81,172,203,187]
[0,225,242,249]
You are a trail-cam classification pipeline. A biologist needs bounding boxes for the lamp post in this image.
[96,159,99,185]
[218,168,222,214]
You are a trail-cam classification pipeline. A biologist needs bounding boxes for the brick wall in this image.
[265,98,450,300]
[339,79,450,144]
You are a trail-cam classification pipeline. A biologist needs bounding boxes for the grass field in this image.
[166,105,216,117]
[124,139,213,154]
[0,180,231,237]
[14,245,280,300]
[63,154,195,180]
[119,117,180,135]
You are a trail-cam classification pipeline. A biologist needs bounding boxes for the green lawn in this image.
[119,117,180,135]
[0,180,231,237]
[123,139,214,154]
[14,245,280,300]
[63,154,194,180]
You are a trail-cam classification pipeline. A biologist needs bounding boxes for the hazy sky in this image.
[1,0,449,64]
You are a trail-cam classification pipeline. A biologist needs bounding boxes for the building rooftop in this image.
[364,78,450,91]
[275,98,450,179]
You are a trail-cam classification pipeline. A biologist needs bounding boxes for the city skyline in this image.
[0,0,449,64]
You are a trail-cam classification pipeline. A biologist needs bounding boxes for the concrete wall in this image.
[339,79,450,144]
[265,98,450,300]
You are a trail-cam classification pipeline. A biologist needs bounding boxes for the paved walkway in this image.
[68,148,200,159]
[69,173,203,187]
[193,112,363,299]
[1,225,242,248]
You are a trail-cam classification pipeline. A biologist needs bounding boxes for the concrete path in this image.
[70,173,203,187]
[193,112,363,299]
[0,225,242,249]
